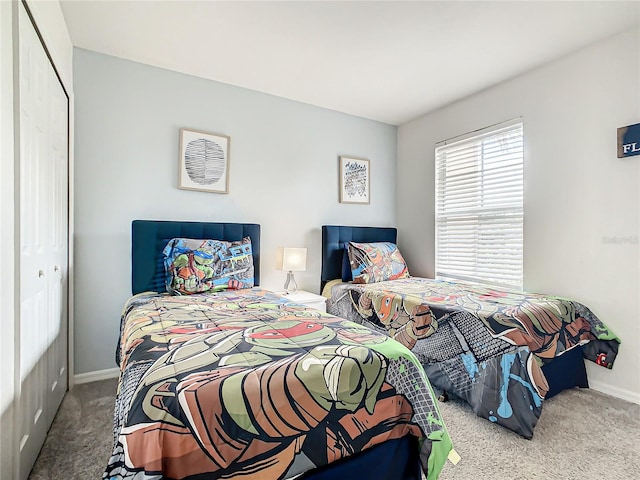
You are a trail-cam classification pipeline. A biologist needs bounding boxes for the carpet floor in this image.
[29,379,640,479]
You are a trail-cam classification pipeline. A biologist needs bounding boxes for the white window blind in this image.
[435,120,523,289]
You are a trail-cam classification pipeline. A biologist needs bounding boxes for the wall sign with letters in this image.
[617,123,640,158]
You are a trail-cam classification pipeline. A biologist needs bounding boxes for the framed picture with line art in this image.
[178,128,230,193]
[339,156,370,204]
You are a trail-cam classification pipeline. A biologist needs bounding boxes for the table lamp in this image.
[276,247,307,294]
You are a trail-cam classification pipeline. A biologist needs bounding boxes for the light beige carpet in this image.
[29,379,640,479]
[437,388,640,479]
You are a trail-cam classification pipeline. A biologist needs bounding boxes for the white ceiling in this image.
[60,0,640,125]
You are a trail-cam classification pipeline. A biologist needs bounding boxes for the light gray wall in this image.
[73,48,397,374]
[397,28,640,403]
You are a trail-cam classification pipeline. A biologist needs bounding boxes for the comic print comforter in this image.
[105,288,452,480]
[327,277,620,439]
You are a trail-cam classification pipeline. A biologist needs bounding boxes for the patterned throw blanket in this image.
[105,288,452,480]
[327,277,620,438]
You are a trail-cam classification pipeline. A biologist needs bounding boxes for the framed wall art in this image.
[339,156,370,204]
[178,128,230,193]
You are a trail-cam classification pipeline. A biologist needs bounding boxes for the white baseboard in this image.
[589,380,640,405]
[74,367,120,385]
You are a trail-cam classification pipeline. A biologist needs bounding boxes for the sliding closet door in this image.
[47,61,68,420]
[17,4,69,477]
[18,5,50,473]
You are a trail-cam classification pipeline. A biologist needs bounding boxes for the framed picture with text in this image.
[178,128,230,193]
[339,156,370,204]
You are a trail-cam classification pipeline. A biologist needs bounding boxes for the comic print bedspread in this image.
[327,277,620,438]
[105,288,452,480]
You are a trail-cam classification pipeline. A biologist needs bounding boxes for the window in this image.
[435,120,523,289]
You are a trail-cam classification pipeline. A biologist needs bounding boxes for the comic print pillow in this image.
[348,241,410,284]
[163,237,254,294]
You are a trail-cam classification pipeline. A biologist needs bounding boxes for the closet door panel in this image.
[17,5,68,477]
[47,63,68,414]
[18,9,49,475]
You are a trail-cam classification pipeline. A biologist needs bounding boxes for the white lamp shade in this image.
[276,247,307,272]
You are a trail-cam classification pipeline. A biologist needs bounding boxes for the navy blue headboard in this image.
[321,225,397,290]
[132,220,261,295]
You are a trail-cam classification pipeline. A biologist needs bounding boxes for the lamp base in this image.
[284,271,298,294]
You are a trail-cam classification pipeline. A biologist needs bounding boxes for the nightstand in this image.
[277,290,327,313]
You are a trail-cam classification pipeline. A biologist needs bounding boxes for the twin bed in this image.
[321,225,620,439]
[105,220,452,480]
[106,220,619,480]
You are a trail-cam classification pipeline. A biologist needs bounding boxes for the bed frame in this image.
[125,220,421,480]
[321,224,588,400]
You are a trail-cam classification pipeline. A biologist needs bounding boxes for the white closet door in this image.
[17,4,69,477]
[18,6,50,474]
[47,57,68,419]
